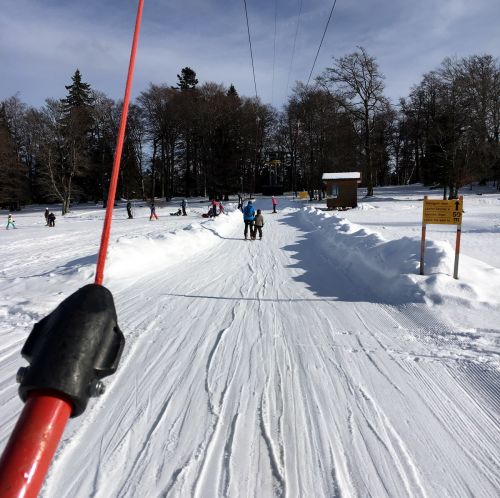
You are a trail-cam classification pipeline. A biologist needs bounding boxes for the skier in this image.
[181,199,187,216]
[271,195,278,213]
[6,214,16,229]
[237,194,243,211]
[211,199,218,217]
[149,203,159,221]
[44,208,49,225]
[253,209,264,240]
[243,200,256,240]
[219,202,225,215]
[126,201,133,219]
[48,212,56,227]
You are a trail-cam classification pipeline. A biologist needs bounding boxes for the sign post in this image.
[420,196,427,275]
[420,195,463,279]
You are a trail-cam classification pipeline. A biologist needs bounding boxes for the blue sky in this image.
[1,0,499,109]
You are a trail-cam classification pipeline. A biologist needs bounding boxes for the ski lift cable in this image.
[271,0,277,106]
[306,0,338,87]
[243,0,259,100]
[286,0,304,97]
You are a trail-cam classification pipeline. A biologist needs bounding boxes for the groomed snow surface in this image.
[1,185,499,497]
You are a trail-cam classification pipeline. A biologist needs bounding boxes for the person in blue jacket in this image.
[243,200,256,240]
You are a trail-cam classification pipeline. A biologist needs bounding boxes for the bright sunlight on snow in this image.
[1,185,499,497]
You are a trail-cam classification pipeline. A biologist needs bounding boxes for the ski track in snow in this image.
[0,197,499,497]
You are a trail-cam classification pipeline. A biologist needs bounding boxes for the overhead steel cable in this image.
[286,0,304,96]
[306,0,338,87]
[271,0,278,102]
[243,0,258,100]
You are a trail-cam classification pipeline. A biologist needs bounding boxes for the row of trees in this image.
[1,50,499,212]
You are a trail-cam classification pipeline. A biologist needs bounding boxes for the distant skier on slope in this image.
[126,201,133,219]
[6,214,16,229]
[149,203,159,221]
[243,200,256,240]
[211,199,218,217]
[48,212,56,227]
[44,208,49,225]
[181,199,187,216]
[271,195,278,213]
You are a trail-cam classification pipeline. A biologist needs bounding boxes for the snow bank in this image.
[106,210,240,281]
[299,207,500,306]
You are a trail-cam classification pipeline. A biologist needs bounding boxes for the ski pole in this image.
[0,285,125,498]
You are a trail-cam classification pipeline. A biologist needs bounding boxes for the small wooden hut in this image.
[322,172,361,209]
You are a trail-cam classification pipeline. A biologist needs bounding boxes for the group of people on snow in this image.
[6,196,277,230]
[241,196,278,240]
[44,208,56,227]
[5,208,57,230]
[242,201,265,240]
[147,199,189,219]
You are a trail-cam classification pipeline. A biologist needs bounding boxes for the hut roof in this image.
[322,172,361,180]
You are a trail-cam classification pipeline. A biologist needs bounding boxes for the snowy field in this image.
[1,185,499,497]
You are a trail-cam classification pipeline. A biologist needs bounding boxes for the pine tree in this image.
[62,69,93,110]
[0,105,27,209]
[227,84,238,98]
[176,67,199,90]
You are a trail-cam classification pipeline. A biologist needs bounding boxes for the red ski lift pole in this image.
[96,0,145,286]
[0,393,72,498]
[0,1,143,496]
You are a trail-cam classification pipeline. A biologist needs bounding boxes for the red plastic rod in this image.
[95,0,145,286]
[0,393,72,498]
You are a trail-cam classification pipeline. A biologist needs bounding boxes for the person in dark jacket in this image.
[48,212,56,227]
[243,201,256,240]
[44,208,49,225]
[181,199,187,216]
[126,201,133,219]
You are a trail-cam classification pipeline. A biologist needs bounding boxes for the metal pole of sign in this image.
[453,195,463,279]
[420,195,427,275]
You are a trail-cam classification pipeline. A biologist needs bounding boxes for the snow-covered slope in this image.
[0,187,499,497]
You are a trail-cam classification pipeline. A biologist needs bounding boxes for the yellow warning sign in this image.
[423,198,463,225]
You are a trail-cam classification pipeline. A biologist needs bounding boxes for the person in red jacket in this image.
[271,195,278,213]
[211,199,218,217]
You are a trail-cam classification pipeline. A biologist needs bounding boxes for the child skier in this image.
[253,209,264,240]
[149,203,159,220]
[44,208,49,225]
[6,214,16,229]
[126,201,133,219]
